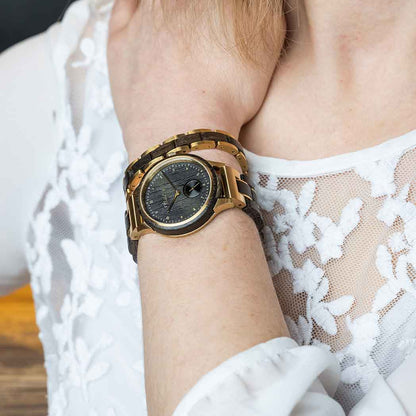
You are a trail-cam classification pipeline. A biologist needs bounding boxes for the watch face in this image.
[138,155,217,234]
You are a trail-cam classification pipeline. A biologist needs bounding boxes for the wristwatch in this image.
[123,129,264,262]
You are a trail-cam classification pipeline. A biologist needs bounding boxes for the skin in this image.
[108,0,416,415]
[108,2,288,416]
[240,0,416,158]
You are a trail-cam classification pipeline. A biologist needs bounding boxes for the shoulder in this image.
[0,26,62,292]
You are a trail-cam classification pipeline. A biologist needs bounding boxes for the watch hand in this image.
[168,190,180,212]
[188,183,199,192]
[162,171,177,191]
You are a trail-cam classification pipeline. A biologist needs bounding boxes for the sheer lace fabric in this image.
[25,1,416,414]
[26,2,147,415]
[250,142,416,411]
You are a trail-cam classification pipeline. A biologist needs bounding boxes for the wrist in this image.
[122,106,243,162]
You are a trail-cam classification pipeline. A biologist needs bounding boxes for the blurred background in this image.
[0,2,75,414]
[0,287,46,415]
[0,0,76,52]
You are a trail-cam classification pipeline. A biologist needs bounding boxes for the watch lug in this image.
[132,223,154,239]
[127,194,154,239]
[213,197,238,214]
[211,163,246,213]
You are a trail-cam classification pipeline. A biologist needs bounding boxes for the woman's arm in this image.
[138,205,289,415]
[107,2,415,415]
[0,26,61,295]
[107,1,290,414]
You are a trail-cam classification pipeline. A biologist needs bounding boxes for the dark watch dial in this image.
[139,156,216,233]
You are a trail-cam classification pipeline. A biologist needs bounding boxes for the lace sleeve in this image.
[0,24,62,295]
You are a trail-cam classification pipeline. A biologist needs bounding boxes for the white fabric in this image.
[1,0,416,414]
[0,24,62,294]
[173,337,344,416]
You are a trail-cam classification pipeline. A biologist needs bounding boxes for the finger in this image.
[109,0,138,34]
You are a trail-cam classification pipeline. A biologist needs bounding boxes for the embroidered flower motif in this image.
[373,245,404,311]
[263,227,293,275]
[377,184,415,226]
[274,181,317,254]
[268,179,363,264]
[62,239,108,295]
[69,196,99,230]
[72,19,115,118]
[58,125,92,191]
[373,244,416,311]
[254,173,280,212]
[25,6,144,413]
[338,313,380,392]
[72,337,111,399]
[89,82,114,118]
[29,189,60,295]
[72,38,96,68]
[287,259,354,343]
[344,313,380,362]
[259,179,358,345]
[26,0,416,413]
[311,198,363,264]
[285,315,311,346]
[388,232,408,253]
[292,259,324,295]
[49,384,67,416]
[51,268,114,402]
[355,155,400,197]
[373,184,416,311]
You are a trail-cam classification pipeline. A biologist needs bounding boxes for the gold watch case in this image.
[126,154,246,240]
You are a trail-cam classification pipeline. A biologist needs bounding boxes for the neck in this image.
[284,1,416,82]
[287,1,416,53]
[240,1,416,160]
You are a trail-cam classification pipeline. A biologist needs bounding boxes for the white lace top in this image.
[2,1,416,415]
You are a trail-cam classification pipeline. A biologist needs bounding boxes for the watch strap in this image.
[125,211,139,263]
[237,174,265,235]
[124,173,264,263]
[123,129,248,194]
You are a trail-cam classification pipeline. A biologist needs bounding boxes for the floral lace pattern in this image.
[26,2,146,415]
[255,149,416,410]
[25,0,416,414]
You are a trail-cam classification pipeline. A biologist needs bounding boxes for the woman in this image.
[1,0,416,414]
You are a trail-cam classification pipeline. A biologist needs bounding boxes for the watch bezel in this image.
[136,154,219,236]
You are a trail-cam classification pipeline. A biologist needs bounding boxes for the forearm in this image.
[108,2,288,414]
[125,121,289,416]
[139,204,288,416]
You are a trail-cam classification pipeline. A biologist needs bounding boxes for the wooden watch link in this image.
[123,129,264,262]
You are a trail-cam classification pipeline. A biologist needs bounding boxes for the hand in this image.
[107,5,288,416]
[107,0,282,160]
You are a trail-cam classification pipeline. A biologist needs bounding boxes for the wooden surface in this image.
[0,285,47,415]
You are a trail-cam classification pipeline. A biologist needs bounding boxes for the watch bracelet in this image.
[123,129,248,195]
[123,129,263,263]
[125,172,264,263]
